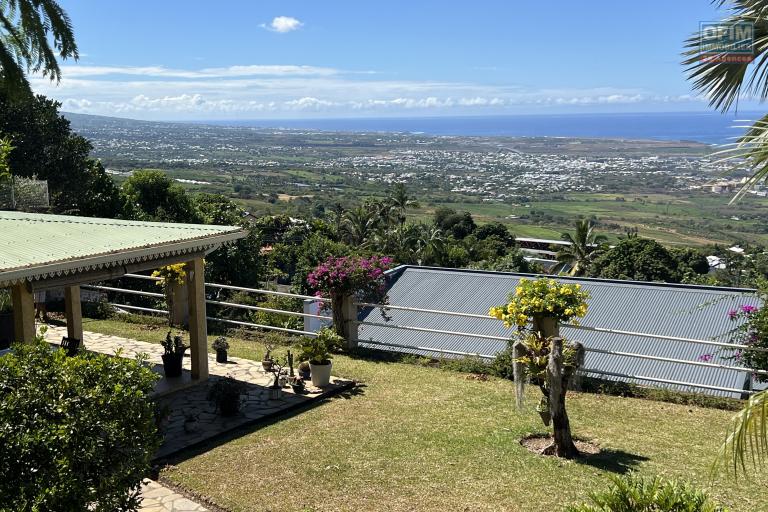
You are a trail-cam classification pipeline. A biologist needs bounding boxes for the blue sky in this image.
[34,0,745,120]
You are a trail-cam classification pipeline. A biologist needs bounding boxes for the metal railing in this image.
[83,275,763,396]
[353,301,763,396]
[85,274,330,337]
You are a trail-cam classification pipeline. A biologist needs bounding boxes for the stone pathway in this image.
[139,480,208,511]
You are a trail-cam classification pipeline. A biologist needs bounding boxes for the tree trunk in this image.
[532,315,559,338]
[331,291,345,339]
[545,336,579,458]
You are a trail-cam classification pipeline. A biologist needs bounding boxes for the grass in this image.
[84,316,766,512]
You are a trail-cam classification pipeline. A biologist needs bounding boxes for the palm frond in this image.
[714,388,768,476]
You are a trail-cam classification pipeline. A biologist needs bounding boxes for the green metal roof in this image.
[0,212,246,286]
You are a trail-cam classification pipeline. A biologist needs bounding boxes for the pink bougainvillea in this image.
[307,255,392,300]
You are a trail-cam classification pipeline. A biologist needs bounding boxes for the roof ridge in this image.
[394,265,758,294]
[0,214,231,231]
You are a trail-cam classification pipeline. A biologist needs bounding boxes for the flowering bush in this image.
[307,255,392,303]
[307,255,393,339]
[489,278,590,329]
[726,304,768,382]
[152,263,187,287]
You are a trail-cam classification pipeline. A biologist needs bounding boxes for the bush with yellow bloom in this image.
[489,278,590,329]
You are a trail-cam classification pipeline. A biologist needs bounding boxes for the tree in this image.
[195,194,264,286]
[0,92,122,215]
[387,182,419,226]
[122,170,202,223]
[434,207,476,239]
[669,247,710,278]
[589,238,681,283]
[554,218,607,276]
[683,1,768,199]
[475,221,515,246]
[0,0,78,97]
[341,205,377,247]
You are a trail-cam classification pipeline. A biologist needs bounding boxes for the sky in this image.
[29,1,749,121]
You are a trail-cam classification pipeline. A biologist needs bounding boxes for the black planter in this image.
[0,312,14,350]
[219,397,240,416]
[161,352,184,378]
[216,349,228,363]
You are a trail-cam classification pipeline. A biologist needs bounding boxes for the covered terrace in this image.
[0,211,246,381]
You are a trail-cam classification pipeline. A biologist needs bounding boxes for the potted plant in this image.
[262,342,275,372]
[299,327,343,387]
[267,359,285,400]
[290,376,305,394]
[207,376,246,416]
[161,331,188,378]
[0,289,13,350]
[212,336,229,363]
[298,360,311,380]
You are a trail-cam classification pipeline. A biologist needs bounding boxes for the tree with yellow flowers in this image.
[490,278,590,458]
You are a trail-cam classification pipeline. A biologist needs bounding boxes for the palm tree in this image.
[388,183,419,226]
[553,218,607,276]
[685,2,768,474]
[341,205,377,247]
[1,0,78,96]
[683,1,768,201]
[415,225,445,266]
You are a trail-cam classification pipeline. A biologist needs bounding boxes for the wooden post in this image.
[11,282,35,343]
[63,285,83,341]
[186,258,208,380]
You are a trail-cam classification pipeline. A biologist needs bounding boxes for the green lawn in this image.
[84,316,766,512]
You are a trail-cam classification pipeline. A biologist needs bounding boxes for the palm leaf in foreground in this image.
[714,388,768,475]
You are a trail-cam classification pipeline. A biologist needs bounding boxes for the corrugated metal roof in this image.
[358,266,761,398]
[0,212,245,285]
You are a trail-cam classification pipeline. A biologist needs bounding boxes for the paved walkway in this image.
[139,480,208,511]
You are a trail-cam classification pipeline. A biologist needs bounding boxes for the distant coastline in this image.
[196,111,762,145]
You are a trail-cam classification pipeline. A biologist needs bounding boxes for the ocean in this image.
[206,111,765,145]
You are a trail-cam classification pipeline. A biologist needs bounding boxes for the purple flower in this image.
[698,353,714,363]
[728,309,738,320]
[741,305,758,314]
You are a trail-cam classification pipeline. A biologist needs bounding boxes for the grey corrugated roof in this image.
[358,266,761,398]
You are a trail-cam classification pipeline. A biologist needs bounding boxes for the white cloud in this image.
[262,16,303,33]
[29,62,709,120]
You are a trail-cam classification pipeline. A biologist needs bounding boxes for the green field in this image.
[407,192,768,247]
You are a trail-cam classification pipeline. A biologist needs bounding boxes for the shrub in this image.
[0,340,160,511]
[565,474,728,512]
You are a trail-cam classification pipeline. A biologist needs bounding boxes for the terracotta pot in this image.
[310,361,332,387]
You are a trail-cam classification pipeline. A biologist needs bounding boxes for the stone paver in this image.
[139,479,208,511]
[43,325,351,459]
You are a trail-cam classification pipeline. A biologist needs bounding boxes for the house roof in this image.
[0,212,245,286]
[358,266,761,398]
